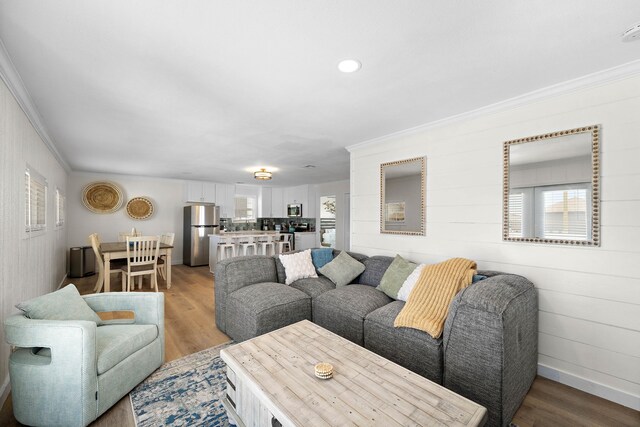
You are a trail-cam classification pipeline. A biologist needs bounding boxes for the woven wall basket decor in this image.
[126,197,154,220]
[82,181,124,214]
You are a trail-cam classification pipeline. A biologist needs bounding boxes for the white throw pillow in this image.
[279,249,318,285]
[396,264,426,301]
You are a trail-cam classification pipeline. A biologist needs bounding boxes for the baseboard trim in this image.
[0,376,10,410]
[57,273,68,290]
[538,363,640,411]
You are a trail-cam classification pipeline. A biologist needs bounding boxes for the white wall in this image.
[67,172,186,263]
[312,180,350,250]
[348,74,640,410]
[0,79,68,403]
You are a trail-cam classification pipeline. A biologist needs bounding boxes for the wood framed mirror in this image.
[503,125,600,246]
[380,157,426,235]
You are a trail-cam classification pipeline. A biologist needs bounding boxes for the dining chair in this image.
[218,235,237,261]
[156,232,175,280]
[276,233,292,254]
[238,235,257,256]
[257,234,276,256]
[121,236,160,292]
[89,233,127,293]
[118,230,142,242]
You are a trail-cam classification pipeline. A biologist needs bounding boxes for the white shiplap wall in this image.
[348,74,640,410]
[0,78,68,402]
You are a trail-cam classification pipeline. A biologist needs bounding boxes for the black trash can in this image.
[69,246,96,278]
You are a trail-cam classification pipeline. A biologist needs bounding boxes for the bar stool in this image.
[257,235,276,256]
[218,236,237,260]
[238,235,257,256]
[276,233,292,254]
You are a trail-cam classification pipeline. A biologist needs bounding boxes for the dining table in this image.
[100,241,174,293]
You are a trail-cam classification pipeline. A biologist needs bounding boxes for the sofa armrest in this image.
[443,273,537,427]
[83,292,165,361]
[214,255,278,333]
[4,314,98,426]
[5,314,97,357]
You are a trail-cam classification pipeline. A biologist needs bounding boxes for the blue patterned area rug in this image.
[130,342,234,426]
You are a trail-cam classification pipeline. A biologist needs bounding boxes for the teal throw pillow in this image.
[311,248,334,270]
[16,284,102,324]
[377,254,418,299]
[473,274,488,283]
[318,251,365,287]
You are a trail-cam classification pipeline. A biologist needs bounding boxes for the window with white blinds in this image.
[56,187,65,227]
[507,192,524,238]
[25,166,47,233]
[233,195,257,222]
[536,185,590,240]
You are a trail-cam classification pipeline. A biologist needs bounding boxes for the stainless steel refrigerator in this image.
[183,205,220,266]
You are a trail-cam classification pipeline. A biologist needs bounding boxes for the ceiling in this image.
[1,1,639,186]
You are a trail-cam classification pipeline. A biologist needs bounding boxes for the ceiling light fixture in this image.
[254,168,272,180]
[338,59,361,73]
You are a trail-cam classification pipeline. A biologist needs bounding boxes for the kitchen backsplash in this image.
[220,217,316,232]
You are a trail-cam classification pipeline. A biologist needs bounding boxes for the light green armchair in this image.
[4,292,164,427]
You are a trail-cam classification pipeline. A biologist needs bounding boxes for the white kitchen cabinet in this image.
[215,184,236,218]
[284,185,316,218]
[260,187,272,217]
[271,188,284,217]
[295,232,318,251]
[185,181,216,203]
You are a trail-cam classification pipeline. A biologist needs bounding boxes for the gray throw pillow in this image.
[318,251,365,287]
[16,284,102,324]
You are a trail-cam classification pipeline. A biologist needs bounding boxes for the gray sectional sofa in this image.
[214,250,538,427]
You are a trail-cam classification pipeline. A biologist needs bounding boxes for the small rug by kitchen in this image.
[130,342,234,426]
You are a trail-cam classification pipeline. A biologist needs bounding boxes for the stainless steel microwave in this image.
[287,203,302,217]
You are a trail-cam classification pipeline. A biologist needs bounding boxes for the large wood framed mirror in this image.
[380,157,426,235]
[503,125,600,246]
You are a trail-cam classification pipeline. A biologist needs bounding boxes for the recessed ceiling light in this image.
[338,59,361,73]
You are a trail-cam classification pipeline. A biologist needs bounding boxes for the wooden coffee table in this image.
[220,320,487,426]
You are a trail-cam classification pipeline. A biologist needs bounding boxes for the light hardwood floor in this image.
[1,265,638,426]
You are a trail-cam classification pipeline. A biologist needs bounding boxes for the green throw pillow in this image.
[318,251,365,287]
[377,255,418,299]
[16,284,102,324]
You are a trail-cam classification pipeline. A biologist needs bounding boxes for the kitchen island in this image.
[209,230,318,272]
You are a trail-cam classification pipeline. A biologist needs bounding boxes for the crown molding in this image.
[347,59,640,152]
[0,38,70,171]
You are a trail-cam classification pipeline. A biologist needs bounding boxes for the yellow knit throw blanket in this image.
[394,257,476,338]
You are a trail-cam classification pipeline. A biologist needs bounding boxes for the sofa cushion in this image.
[290,276,336,299]
[356,256,394,287]
[364,301,443,383]
[96,324,158,374]
[313,285,392,345]
[279,249,318,285]
[16,284,103,325]
[226,283,311,342]
[318,251,365,287]
[377,255,417,299]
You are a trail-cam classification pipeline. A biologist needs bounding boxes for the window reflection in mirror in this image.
[380,157,425,235]
[503,126,600,246]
